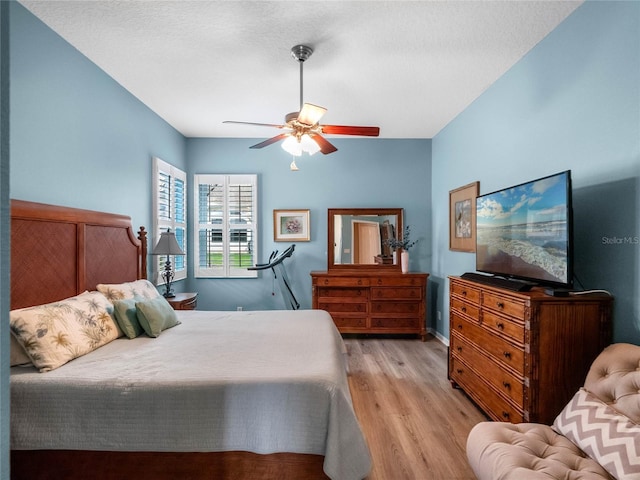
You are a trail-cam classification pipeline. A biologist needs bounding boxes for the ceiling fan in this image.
[223,44,380,156]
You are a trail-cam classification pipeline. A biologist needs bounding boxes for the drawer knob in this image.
[323,279,329,285]
[462,290,467,296]
[357,280,362,285]
[457,324,463,330]
[503,351,511,359]
[502,411,510,419]
[502,381,511,389]
[496,322,505,330]
[457,346,462,352]
[496,302,504,309]
[456,369,463,374]
[461,306,467,313]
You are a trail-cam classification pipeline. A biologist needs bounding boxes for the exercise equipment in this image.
[249,244,300,310]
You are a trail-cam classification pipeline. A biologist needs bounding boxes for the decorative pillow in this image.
[10,333,32,366]
[553,388,640,479]
[112,298,144,339]
[97,279,160,302]
[135,297,180,338]
[10,291,121,372]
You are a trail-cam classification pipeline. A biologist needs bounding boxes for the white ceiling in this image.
[19,1,583,139]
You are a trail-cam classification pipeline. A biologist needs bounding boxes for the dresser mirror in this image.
[328,208,403,271]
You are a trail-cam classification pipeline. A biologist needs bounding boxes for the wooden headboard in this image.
[11,199,147,310]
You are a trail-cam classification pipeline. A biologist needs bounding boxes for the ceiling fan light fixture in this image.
[301,134,321,155]
[281,135,302,156]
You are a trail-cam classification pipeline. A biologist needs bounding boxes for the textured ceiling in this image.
[19,1,583,139]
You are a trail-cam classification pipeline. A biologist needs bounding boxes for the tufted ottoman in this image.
[466,343,640,480]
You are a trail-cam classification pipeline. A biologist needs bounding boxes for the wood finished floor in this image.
[344,336,487,480]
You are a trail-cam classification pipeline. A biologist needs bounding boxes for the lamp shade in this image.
[152,230,185,256]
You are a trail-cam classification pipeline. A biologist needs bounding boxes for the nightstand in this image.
[167,292,198,310]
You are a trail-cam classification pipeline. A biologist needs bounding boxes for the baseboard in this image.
[428,328,449,347]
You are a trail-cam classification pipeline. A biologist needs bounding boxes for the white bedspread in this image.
[11,309,371,480]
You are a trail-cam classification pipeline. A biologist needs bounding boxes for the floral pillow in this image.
[96,279,160,302]
[10,291,121,372]
[10,333,32,366]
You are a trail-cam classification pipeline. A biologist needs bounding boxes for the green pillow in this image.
[135,297,181,338]
[113,298,144,339]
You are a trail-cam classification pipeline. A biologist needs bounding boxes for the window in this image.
[153,157,187,284]
[194,174,258,278]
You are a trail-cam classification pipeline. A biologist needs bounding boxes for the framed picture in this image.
[449,181,479,252]
[273,209,310,242]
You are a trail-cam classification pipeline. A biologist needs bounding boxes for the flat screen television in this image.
[475,170,573,290]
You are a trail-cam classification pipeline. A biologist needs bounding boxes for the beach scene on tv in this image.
[476,173,569,285]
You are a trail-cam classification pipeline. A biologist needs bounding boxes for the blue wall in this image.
[431,0,640,343]
[187,137,432,311]
[9,2,186,233]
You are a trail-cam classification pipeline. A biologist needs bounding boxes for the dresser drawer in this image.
[371,276,424,287]
[482,291,526,319]
[451,356,524,423]
[317,287,368,299]
[451,334,524,408]
[330,315,367,329]
[316,277,370,287]
[451,314,524,375]
[482,310,525,344]
[371,317,420,329]
[318,301,367,313]
[450,297,480,320]
[371,301,419,314]
[371,287,422,300]
[450,281,480,305]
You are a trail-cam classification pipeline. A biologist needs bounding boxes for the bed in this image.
[9,199,371,480]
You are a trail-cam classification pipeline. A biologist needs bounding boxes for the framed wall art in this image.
[449,181,479,252]
[273,209,310,242]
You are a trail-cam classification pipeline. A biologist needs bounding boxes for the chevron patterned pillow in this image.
[553,388,640,479]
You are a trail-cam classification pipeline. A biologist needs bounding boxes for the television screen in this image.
[475,170,573,288]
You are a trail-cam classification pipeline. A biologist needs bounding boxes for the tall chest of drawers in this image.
[448,276,612,424]
[311,271,429,340]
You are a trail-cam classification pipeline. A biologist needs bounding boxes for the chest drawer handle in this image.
[456,368,463,374]
[461,290,467,296]
[323,279,329,285]
[496,302,504,309]
[503,351,512,359]
[457,324,463,330]
[501,411,510,420]
[502,381,511,389]
[496,322,505,330]
[461,306,467,313]
[456,346,463,352]
[357,279,363,285]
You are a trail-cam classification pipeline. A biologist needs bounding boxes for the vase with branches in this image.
[384,225,416,273]
[385,225,417,252]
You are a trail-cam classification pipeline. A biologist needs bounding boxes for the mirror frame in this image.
[327,208,403,271]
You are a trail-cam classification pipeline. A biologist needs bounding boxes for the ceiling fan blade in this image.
[223,120,285,128]
[249,133,290,149]
[321,125,380,136]
[311,134,338,155]
[297,103,327,126]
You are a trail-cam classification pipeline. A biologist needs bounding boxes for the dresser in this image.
[448,276,612,425]
[311,271,428,340]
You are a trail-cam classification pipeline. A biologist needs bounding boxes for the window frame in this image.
[194,174,258,278]
[152,157,187,285]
